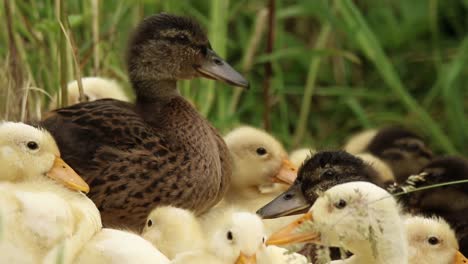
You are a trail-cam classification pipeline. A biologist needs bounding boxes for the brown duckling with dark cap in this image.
[397,156,468,255]
[256,150,385,219]
[345,126,433,183]
[40,13,249,231]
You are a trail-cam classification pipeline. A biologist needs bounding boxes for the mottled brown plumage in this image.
[40,13,248,231]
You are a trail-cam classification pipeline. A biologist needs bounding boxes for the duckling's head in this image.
[267,182,406,262]
[142,206,205,259]
[127,13,248,95]
[405,216,467,264]
[257,151,381,219]
[224,126,297,190]
[0,122,89,192]
[289,148,316,168]
[366,127,433,183]
[208,211,266,264]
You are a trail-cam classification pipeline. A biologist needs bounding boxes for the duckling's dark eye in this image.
[321,169,335,178]
[262,236,266,244]
[427,236,439,245]
[147,219,153,227]
[227,231,233,241]
[256,147,267,156]
[334,199,347,209]
[27,141,39,150]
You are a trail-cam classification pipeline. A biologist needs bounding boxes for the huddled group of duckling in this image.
[0,13,467,264]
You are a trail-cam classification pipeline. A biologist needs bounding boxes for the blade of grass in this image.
[292,23,331,147]
[335,0,457,154]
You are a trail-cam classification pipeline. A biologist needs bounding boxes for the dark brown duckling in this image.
[396,156,468,255]
[256,150,384,219]
[346,126,433,184]
[40,13,248,231]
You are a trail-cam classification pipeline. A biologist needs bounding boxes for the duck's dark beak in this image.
[194,49,249,89]
[256,184,311,219]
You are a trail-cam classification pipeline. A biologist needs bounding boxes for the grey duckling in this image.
[40,13,248,231]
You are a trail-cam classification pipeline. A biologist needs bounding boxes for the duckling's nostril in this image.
[284,193,294,200]
[213,58,223,65]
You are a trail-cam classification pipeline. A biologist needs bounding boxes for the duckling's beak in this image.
[271,159,298,185]
[46,156,90,193]
[235,252,256,264]
[454,251,468,264]
[266,212,320,246]
[256,184,311,219]
[194,49,249,88]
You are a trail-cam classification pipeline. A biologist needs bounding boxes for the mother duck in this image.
[41,13,249,231]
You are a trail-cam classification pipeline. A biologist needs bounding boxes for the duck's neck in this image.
[134,79,180,103]
[346,218,408,264]
[133,79,182,124]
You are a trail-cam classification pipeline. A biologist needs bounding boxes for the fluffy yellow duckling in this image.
[141,206,206,259]
[267,181,408,264]
[201,208,307,264]
[0,122,100,264]
[405,216,467,264]
[49,77,130,109]
[289,148,316,168]
[222,126,299,234]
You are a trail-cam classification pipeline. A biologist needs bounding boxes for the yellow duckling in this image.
[222,126,299,234]
[405,216,467,264]
[0,122,100,264]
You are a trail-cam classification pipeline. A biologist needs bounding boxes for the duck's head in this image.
[405,216,467,264]
[142,206,205,259]
[224,126,298,190]
[0,122,89,192]
[267,182,403,256]
[257,151,381,219]
[208,211,266,264]
[127,13,248,93]
[367,127,433,183]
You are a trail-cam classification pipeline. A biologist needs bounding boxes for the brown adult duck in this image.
[41,13,249,231]
[345,126,434,183]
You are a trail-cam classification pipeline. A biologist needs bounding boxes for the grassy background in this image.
[0,0,466,155]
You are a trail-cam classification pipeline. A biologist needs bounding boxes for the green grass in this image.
[0,0,466,155]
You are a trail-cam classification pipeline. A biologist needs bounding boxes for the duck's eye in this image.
[334,199,347,209]
[176,34,189,44]
[227,231,233,241]
[147,219,153,227]
[27,141,39,150]
[262,236,266,244]
[256,147,267,156]
[406,143,420,151]
[427,236,439,245]
[321,169,335,178]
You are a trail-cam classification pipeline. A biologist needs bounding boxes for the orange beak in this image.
[454,251,468,264]
[46,156,90,193]
[272,159,298,185]
[266,212,320,246]
[235,252,256,264]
